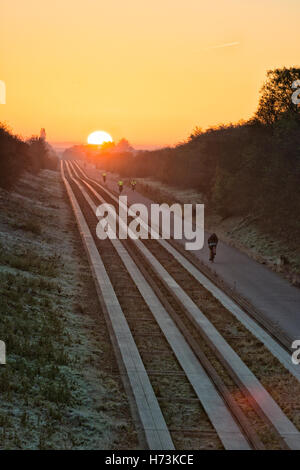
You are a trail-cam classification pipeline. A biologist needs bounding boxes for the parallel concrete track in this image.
[61,160,300,450]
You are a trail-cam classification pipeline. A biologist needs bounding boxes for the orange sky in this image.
[0,0,299,148]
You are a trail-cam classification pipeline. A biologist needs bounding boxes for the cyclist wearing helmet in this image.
[118,180,124,194]
[130,180,137,191]
[208,233,218,262]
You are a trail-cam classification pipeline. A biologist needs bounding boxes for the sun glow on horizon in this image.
[87,131,113,146]
[2,1,300,146]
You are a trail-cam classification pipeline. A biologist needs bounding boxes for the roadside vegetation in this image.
[0,170,137,449]
[0,125,58,189]
[67,67,300,281]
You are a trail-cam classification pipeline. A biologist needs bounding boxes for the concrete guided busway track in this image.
[62,159,300,450]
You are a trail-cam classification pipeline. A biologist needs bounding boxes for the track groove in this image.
[65,161,250,450]
[62,160,300,450]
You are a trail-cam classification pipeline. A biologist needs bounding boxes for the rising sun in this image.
[87,130,113,146]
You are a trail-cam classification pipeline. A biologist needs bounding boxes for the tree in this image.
[100,141,115,152]
[255,67,300,125]
[40,128,46,140]
[0,124,28,188]
[27,136,58,171]
[114,138,134,153]
[189,126,203,141]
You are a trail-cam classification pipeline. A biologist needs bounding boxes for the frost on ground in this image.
[0,169,138,449]
[111,174,300,287]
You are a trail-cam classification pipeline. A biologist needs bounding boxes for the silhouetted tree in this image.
[0,125,28,188]
[255,67,300,125]
[64,68,300,242]
[0,125,58,190]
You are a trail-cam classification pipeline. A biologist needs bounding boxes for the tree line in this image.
[0,125,58,189]
[85,67,300,239]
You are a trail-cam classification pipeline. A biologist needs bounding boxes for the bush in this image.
[0,125,58,190]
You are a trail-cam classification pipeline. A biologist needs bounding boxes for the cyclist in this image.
[208,233,218,262]
[102,172,107,184]
[130,180,137,191]
[118,180,124,194]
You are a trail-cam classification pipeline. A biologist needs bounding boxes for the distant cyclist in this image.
[130,180,137,191]
[102,172,107,184]
[118,180,124,194]
[208,233,218,262]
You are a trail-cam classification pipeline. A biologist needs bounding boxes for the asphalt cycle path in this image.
[83,164,300,345]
